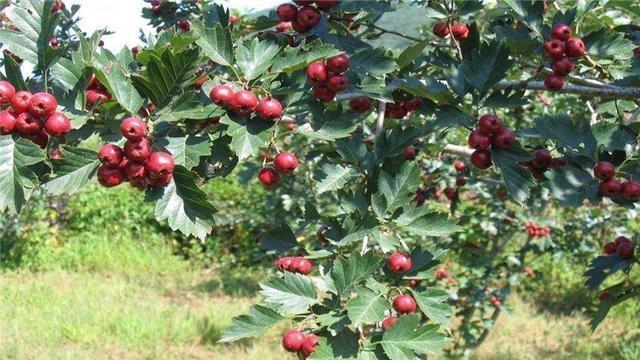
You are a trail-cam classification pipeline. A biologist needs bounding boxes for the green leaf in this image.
[396,41,427,70]
[260,272,318,315]
[592,123,637,152]
[316,311,350,336]
[271,39,340,74]
[3,52,27,90]
[221,116,271,161]
[92,53,144,115]
[235,38,280,80]
[378,314,449,360]
[219,305,285,343]
[156,97,225,122]
[0,135,46,213]
[314,163,359,194]
[372,162,421,217]
[584,254,633,290]
[411,289,452,328]
[431,106,475,129]
[43,147,100,196]
[502,0,544,38]
[526,115,596,155]
[260,223,297,253]
[394,205,460,237]
[394,76,453,103]
[491,147,534,203]
[192,20,234,66]
[297,107,358,140]
[350,48,398,76]
[330,252,382,298]
[149,166,216,240]
[156,135,212,170]
[345,287,388,327]
[309,329,359,360]
[462,40,513,94]
[547,165,600,207]
[584,29,635,61]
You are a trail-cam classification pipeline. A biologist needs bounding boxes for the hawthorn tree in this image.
[0,0,639,358]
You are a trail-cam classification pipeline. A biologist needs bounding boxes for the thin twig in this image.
[495,80,640,99]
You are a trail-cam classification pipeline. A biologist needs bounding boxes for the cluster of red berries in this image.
[432,22,469,40]
[276,1,338,34]
[435,267,448,280]
[51,0,65,13]
[490,295,501,308]
[524,221,551,237]
[520,149,566,179]
[0,81,71,148]
[602,236,635,259]
[467,114,516,170]
[258,151,299,187]
[86,75,112,109]
[209,84,284,120]
[281,330,318,359]
[97,117,175,190]
[593,161,640,200]
[348,97,373,114]
[306,54,350,102]
[543,23,586,91]
[387,251,412,273]
[385,97,423,120]
[275,255,313,275]
[380,293,418,331]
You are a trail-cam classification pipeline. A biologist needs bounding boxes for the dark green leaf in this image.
[43,147,99,196]
[260,223,297,253]
[219,305,285,342]
[260,272,318,315]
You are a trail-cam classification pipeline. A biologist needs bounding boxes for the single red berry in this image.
[50,37,60,48]
[209,85,235,108]
[432,22,449,38]
[414,191,426,206]
[97,165,125,187]
[0,81,16,104]
[276,3,298,22]
[435,267,448,280]
[325,54,350,74]
[0,111,17,134]
[386,102,408,119]
[276,256,294,271]
[492,127,516,149]
[291,257,313,275]
[597,291,610,301]
[291,19,312,33]
[326,74,349,93]
[444,187,458,201]
[297,6,321,28]
[454,160,467,172]
[44,112,71,137]
[16,112,44,135]
[146,152,175,178]
[146,173,173,188]
[28,92,57,117]
[532,149,552,169]
[230,90,259,115]
[621,181,640,201]
[10,91,32,114]
[544,74,564,91]
[593,161,615,181]
[544,39,566,60]
[50,147,63,160]
[617,241,634,259]
[551,23,572,41]
[348,97,372,114]
[307,61,328,83]
[98,144,124,167]
[275,21,292,32]
[549,158,567,168]
[282,330,306,352]
[86,89,111,108]
[408,279,420,288]
[258,167,279,187]
[565,38,585,58]
[403,147,416,160]
[603,242,618,255]
[150,5,160,14]
[477,114,503,134]
[456,176,466,187]
[599,179,622,198]
[387,252,412,273]
[120,117,148,141]
[381,317,398,330]
[229,15,241,24]
[176,20,190,32]
[301,334,319,355]
[404,97,423,112]
[393,294,417,314]
[313,85,336,102]
[256,98,284,120]
[451,23,469,40]
[315,0,339,10]
[615,236,631,246]
[468,130,491,150]
[274,151,299,173]
[123,138,152,161]
[552,57,575,76]
[470,150,492,170]
[123,161,147,180]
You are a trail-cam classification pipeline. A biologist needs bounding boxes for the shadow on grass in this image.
[194,267,266,297]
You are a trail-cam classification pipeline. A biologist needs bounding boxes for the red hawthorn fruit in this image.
[549,158,567,169]
[50,147,63,160]
[229,15,241,24]
[615,236,631,246]
[532,149,552,169]
[551,23,572,41]
[274,151,299,173]
[176,20,190,32]
[123,161,147,180]
[146,152,175,178]
[404,97,423,111]
[478,114,503,134]
[24,130,49,148]
[275,21,292,32]
[11,91,32,114]
[307,61,328,83]
[348,97,372,114]
[28,92,57,117]
[524,267,535,278]
[86,89,111,108]
[98,144,125,167]
[444,187,458,202]
[291,257,313,274]
[0,81,16,104]
[130,177,147,191]
[291,19,312,33]
[44,112,71,137]
[313,85,336,102]
[230,90,259,115]
[120,117,148,141]
[544,74,564,91]
[387,252,412,273]
[544,39,566,60]
[456,176,466,187]
[603,242,618,255]
[0,111,17,134]
[381,317,398,330]
[432,22,449,38]
[123,138,152,161]
[414,191,426,206]
[435,267,448,280]
[451,23,469,40]
[597,291,610,301]
[393,294,417,314]
[468,130,491,150]
[209,85,235,108]
[621,181,640,201]
[599,179,622,197]
[296,6,321,28]
[593,161,615,181]
[258,167,280,187]
[97,165,125,187]
[325,54,350,74]
[277,3,298,22]
[146,173,173,188]
[276,256,294,271]
[492,127,516,149]
[617,241,634,259]
[454,160,467,172]
[301,334,319,355]
[315,0,339,10]
[403,146,416,160]
[326,74,349,92]
[50,37,60,48]
[16,112,44,135]
[282,330,306,352]
[552,57,575,76]
[256,98,284,120]
[470,150,492,170]
[386,102,408,119]
[635,47,640,57]
[564,38,585,57]
[408,279,420,288]
[151,5,160,14]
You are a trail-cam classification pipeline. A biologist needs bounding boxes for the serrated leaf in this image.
[412,289,452,328]
[3,52,27,91]
[235,38,280,80]
[372,162,421,216]
[331,252,382,298]
[314,163,359,194]
[192,20,234,66]
[309,329,359,360]
[43,147,100,196]
[219,305,285,342]
[584,254,633,290]
[260,272,318,315]
[461,40,513,94]
[271,39,340,74]
[584,29,635,61]
[397,41,427,70]
[491,147,534,203]
[526,115,596,155]
[394,76,452,103]
[346,287,388,327]
[350,48,398,76]
[316,311,350,336]
[378,314,449,360]
[92,53,144,115]
[156,135,212,169]
[431,106,475,129]
[394,205,460,237]
[592,123,637,152]
[221,116,271,161]
[0,135,46,213]
[547,165,600,207]
[502,0,544,38]
[260,223,297,253]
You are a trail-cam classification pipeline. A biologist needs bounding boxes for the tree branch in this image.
[375,102,386,136]
[495,80,640,99]
[443,144,474,156]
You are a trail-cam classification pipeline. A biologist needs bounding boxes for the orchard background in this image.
[0,0,639,359]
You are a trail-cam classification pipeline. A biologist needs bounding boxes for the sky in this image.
[66,0,281,52]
